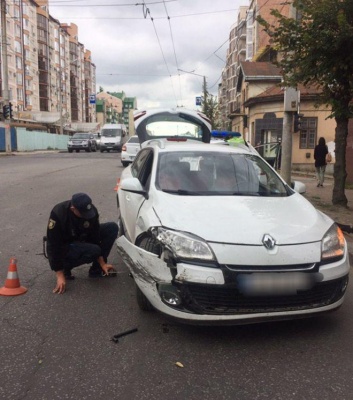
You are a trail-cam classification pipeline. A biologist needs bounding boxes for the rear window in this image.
[128,136,139,144]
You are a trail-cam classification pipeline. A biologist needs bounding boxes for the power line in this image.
[141,0,178,106]
[162,0,183,105]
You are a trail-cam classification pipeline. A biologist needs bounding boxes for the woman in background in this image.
[314,137,329,187]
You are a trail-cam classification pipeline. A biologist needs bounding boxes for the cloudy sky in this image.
[50,0,249,110]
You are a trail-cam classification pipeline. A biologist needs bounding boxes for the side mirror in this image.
[291,180,306,194]
[120,177,149,199]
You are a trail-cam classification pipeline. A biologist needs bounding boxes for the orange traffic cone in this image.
[114,178,120,192]
[0,257,27,296]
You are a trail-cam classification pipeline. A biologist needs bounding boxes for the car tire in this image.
[68,149,73,153]
[135,236,162,312]
[100,149,104,153]
[76,149,80,153]
[122,161,129,167]
[135,283,154,312]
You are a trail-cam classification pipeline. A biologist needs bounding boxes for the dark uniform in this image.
[46,198,118,277]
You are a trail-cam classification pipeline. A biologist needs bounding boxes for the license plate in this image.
[237,272,315,296]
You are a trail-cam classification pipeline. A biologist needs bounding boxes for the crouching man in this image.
[46,193,118,294]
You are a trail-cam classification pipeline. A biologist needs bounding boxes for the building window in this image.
[16,73,23,85]
[299,117,317,149]
[16,56,22,69]
[17,88,23,100]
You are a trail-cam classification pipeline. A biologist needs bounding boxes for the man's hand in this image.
[101,263,115,276]
[53,271,66,294]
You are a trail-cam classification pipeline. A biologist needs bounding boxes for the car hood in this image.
[151,192,332,245]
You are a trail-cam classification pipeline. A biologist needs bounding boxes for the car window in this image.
[131,149,152,179]
[156,151,289,196]
[73,133,89,139]
[128,136,140,144]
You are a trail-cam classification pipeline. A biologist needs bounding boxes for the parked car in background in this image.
[67,132,97,153]
[121,135,140,167]
[115,108,350,326]
[93,134,101,150]
[100,124,127,152]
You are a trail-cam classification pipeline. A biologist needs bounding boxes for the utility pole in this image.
[1,0,11,153]
[281,87,299,184]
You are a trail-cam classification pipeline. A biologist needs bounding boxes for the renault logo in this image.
[262,234,276,250]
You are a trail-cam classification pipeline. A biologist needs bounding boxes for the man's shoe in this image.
[88,267,103,278]
[64,269,75,280]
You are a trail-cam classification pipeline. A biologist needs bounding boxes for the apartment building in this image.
[0,0,96,132]
[96,91,122,125]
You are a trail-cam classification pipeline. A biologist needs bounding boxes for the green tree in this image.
[257,0,353,206]
[206,95,220,130]
[201,78,220,129]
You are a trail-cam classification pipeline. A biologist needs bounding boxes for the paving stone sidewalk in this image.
[292,172,353,263]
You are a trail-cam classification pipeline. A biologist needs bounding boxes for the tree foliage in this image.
[201,79,220,129]
[257,0,353,206]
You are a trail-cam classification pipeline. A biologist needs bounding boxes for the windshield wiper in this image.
[161,189,201,195]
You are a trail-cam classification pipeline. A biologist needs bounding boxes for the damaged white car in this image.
[116,108,349,325]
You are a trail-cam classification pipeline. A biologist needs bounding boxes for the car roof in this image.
[142,138,257,156]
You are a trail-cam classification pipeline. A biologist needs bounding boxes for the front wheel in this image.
[122,161,129,167]
[135,237,162,312]
[135,283,154,311]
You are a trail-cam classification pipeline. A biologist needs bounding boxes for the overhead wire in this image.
[141,0,178,106]
[162,0,183,106]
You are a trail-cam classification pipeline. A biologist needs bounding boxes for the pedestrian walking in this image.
[46,192,119,294]
[314,137,329,187]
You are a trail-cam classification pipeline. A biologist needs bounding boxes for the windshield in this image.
[101,128,122,137]
[156,151,289,196]
[72,133,89,139]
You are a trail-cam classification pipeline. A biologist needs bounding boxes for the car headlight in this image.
[154,228,215,261]
[68,141,73,145]
[321,224,345,261]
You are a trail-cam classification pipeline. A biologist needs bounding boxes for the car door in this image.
[120,148,154,242]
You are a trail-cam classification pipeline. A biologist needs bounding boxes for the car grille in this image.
[224,262,318,272]
[176,277,347,315]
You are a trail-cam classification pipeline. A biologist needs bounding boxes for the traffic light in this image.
[9,102,13,119]
[293,112,303,132]
[2,104,10,120]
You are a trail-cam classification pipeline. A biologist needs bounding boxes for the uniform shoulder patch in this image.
[48,219,56,229]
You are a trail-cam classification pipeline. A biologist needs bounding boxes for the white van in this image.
[100,124,127,152]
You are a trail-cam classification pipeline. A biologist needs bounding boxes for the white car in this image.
[121,135,141,167]
[116,108,350,325]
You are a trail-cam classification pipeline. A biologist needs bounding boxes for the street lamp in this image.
[177,68,207,109]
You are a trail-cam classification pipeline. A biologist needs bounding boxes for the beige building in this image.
[219,0,338,176]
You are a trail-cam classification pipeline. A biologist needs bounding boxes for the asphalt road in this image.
[1,152,353,400]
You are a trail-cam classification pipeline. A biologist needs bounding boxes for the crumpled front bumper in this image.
[116,236,350,325]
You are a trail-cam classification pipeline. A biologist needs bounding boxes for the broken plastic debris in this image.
[175,362,184,368]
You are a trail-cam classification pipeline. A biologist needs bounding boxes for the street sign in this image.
[89,94,96,104]
[196,96,202,106]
